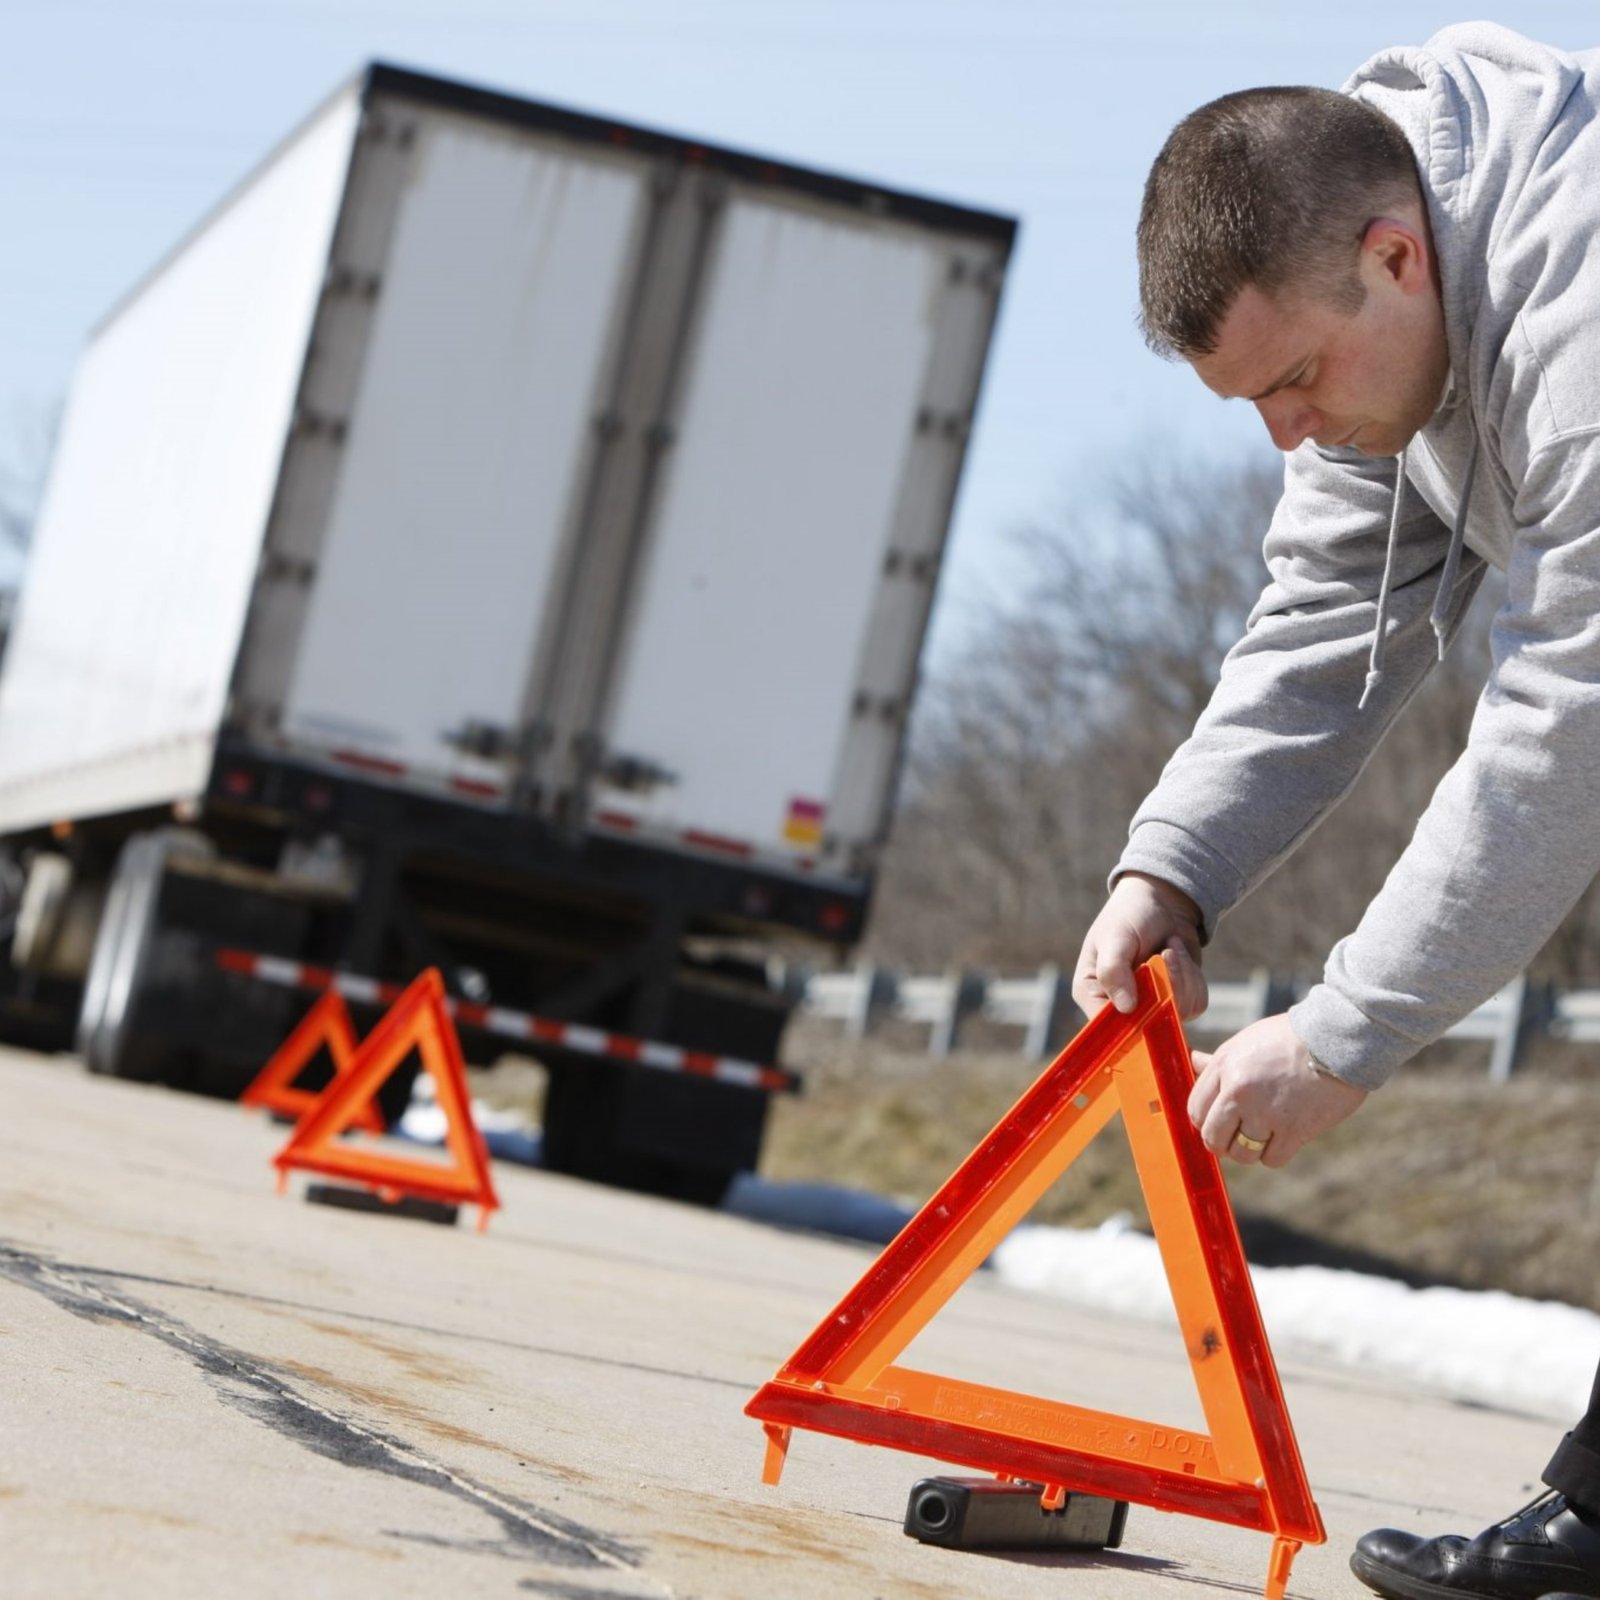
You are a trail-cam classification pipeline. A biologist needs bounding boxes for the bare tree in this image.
[0,401,59,559]
[0,402,60,665]
[871,452,1277,969]
[868,449,1537,988]
[1017,452,1282,739]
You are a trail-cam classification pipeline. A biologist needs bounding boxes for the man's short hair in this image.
[1137,87,1421,358]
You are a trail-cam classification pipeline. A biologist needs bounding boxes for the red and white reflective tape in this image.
[328,748,507,802]
[215,948,798,1094]
[589,810,818,873]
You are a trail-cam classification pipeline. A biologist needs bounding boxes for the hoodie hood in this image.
[1345,25,1593,411]
[1342,27,1589,707]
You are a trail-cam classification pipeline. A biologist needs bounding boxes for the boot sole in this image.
[1350,1547,1600,1600]
[1349,1550,1459,1600]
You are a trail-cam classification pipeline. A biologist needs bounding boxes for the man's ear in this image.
[1360,215,1432,294]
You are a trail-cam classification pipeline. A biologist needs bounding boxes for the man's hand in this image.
[1073,872,1208,1021]
[1189,1013,1368,1168]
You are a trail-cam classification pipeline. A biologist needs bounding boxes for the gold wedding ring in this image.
[1232,1130,1269,1153]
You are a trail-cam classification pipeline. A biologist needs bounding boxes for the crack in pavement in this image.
[0,1241,648,1580]
[50,1257,752,1392]
[518,1583,679,1599]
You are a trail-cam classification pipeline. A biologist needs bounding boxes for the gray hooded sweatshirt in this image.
[1114,23,1600,1091]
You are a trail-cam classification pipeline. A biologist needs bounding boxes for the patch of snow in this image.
[395,1075,537,1147]
[993,1218,1600,1420]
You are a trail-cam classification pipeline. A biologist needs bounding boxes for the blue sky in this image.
[4,2,1596,647]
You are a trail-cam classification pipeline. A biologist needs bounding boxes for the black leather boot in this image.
[1351,1491,1600,1600]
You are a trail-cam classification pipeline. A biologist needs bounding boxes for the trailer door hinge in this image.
[260,551,315,586]
[595,750,679,794]
[442,719,518,762]
[324,263,381,300]
[295,407,348,444]
[852,692,905,723]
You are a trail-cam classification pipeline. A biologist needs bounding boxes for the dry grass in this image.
[765,1020,1600,1312]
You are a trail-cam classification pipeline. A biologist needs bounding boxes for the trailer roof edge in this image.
[362,60,1019,248]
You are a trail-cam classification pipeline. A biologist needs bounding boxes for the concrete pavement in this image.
[0,1045,1566,1599]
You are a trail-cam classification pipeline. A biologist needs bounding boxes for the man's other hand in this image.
[1072,872,1207,1021]
[1189,1013,1368,1168]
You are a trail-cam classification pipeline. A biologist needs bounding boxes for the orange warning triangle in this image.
[746,957,1325,1600]
[272,969,500,1230]
[240,990,385,1133]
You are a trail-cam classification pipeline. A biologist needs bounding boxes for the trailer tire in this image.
[77,829,214,1081]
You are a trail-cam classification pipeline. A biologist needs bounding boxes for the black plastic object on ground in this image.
[304,1182,459,1227]
[903,1476,1129,1551]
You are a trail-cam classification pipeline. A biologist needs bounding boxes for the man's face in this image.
[1189,223,1449,458]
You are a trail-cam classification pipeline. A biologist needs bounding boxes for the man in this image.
[1070,24,1600,1600]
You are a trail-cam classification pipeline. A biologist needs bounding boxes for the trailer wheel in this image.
[77,829,214,1080]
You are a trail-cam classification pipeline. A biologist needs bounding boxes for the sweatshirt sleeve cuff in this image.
[1112,821,1247,946]
[1289,983,1415,1091]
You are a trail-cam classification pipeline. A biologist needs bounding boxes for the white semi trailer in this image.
[0,63,1014,1200]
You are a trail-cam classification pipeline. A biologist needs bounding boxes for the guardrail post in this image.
[1024,964,1072,1062]
[1487,974,1551,1084]
[847,964,896,1042]
[1262,971,1302,1018]
[1487,974,1525,1084]
[1243,969,1272,1024]
[927,970,986,1059]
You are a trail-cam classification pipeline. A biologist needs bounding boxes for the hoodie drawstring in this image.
[1358,446,1407,711]
[1357,436,1478,710]
[1431,432,1478,652]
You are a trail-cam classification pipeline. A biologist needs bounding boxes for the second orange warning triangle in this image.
[272,968,500,1231]
[241,990,385,1133]
[746,957,1323,1600]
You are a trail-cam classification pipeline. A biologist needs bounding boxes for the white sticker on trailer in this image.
[597,196,945,853]
[280,119,647,785]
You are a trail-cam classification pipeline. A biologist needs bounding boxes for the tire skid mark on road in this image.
[0,1241,654,1583]
[517,1582,671,1600]
[42,1258,755,1392]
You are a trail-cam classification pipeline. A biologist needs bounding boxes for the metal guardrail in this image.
[795,964,1577,1080]
[1554,989,1600,1043]
[797,965,1069,1061]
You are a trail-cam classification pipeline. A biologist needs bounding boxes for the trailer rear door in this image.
[277,113,647,799]
[586,190,999,877]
